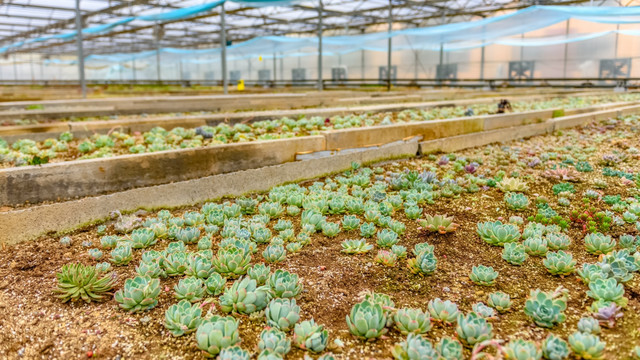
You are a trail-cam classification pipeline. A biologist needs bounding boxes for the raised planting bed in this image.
[1,114,639,359]
[0,89,611,130]
[1,100,640,207]
[2,92,638,165]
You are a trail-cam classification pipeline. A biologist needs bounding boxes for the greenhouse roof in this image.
[0,0,599,56]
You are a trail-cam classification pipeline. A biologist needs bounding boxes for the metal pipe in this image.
[155,23,161,82]
[221,2,228,94]
[273,52,276,87]
[387,0,392,91]
[317,0,323,91]
[75,0,87,98]
[563,19,570,78]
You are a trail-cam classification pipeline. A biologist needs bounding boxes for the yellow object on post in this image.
[237,79,245,91]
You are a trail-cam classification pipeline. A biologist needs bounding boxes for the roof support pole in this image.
[155,23,162,83]
[75,0,87,98]
[387,0,393,91]
[221,2,228,94]
[563,19,570,79]
[317,0,323,91]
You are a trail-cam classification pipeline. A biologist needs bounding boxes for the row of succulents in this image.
[4,93,640,167]
[53,113,640,358]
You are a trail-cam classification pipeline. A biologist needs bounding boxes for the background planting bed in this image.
[3,102,640,246]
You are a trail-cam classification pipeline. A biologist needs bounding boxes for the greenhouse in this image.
[1,0,640,359]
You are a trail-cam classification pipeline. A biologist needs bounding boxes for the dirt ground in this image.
[1,120,639,359]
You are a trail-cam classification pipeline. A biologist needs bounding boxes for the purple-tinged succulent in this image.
[592,303,623,328]
[464,162,479,174]
[418,171,438,184]
[601,154,621,166]
[543,168,580,182]
[527,157,541,168]
[437,156,449,166]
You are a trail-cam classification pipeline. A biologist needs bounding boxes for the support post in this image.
[273,53,277,87]
[614,23,620,59]
[413,50,418,81]
[563,19,570,79]
[317,0,324,91]
[361,49,365,81]
[220,2,228,94]
[29,52,35,83]
[387,0,393,91]
[75,0,87,98]
[12,54,18,82]
[132,56,137,84]
[155,23,162,83]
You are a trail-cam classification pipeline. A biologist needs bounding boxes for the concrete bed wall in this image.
[2,103,640,245]
[0,91,622,143]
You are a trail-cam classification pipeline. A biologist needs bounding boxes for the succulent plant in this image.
[165,241,187,254]
[164,299,202,336]
[391,245,407,258]
[504,339,542,360]
[114,276,161,312]
[360,222,377,238]
[293,319,328,353]
[55,263,115,303]
[217,346,250,360]
[524,288,567,328]
[568,331,605,360]
[524,237,549,256]
[213,247,252,277]
[546,233,571,250]
[634,346,640,360]
[376,228,399,248]
[220,277,271,314]
[136,259,166,278]
[129,228,157,248]
[477,221,521,246]
[95,262,112,273]
[619,234,638,251]
[163,251,189,276]
[412,242,434,255]
[469,265,498,286]
[472,302,496,318]
[321,221,341,237]
[408,250,437,275]
[586,278,627,308]
[185,254,213,279]
[577,263,605,285]
[174,277,205,302]
[592,303,623,328]
[435,337,463,360]
[346,300,388,340]
[487,291,512,313]
[375,250,398,266]
[541,334,570,360]
[259,201,285,219]
[252,226,272,244]
[502,242,527,265]
[195,316,240,357]
[393,307,431,335]
[392,333,439,360]
[205,272,227,296]
[598,250,636,283]
[404,206,423,220]
[268,270,303,298]
[543,168,580,182]
[417,214,459,234]
[258,328,291,356]
[428,298,459,324]
[497,177,529,192]
[584,233,616,255]
[88,248,103,260]
[543,251,577,276]
[342,215,361,231]
[263,244,287,263]
[577,317,601,334]
[110,245,133,266]
[505,192,530,211]
[455,312,493,347]
[266,298,301,331]
[247,263,271,285]
[100,235,119,249]
[59,236,72,246]
[341,239,373,254]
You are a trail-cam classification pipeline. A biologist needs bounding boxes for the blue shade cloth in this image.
[5,4,640,58]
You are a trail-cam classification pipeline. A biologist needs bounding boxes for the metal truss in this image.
[0,0,599,57]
